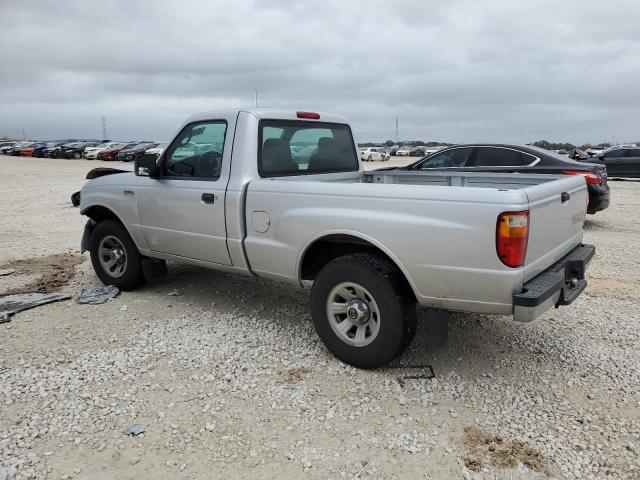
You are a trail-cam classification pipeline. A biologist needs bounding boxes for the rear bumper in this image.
[587,184,610,214]
[512,244,595,322]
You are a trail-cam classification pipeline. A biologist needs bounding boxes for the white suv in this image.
[359,147,389,162]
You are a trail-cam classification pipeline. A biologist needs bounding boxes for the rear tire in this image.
[311,253,417,369]
[73,152,81,159]
[89,220,145,291]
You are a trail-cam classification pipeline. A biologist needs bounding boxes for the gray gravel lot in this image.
[0,155,639,479]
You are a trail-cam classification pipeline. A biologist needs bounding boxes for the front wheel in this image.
[89,220,145,291]
[311,253,417,369]
[73,152,81,159]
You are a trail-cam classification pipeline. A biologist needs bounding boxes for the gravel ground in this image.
[0,155,639,480]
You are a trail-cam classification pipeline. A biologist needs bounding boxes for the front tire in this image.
[311,253,417,369]
[89,220,145,291]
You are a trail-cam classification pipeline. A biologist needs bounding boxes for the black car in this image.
[115,143,157,162]
[62,142,101,159]
[573,146,640,178]
[34,142,64,158]
[42,142,68,158]
[401,144,610,214]
[409,146,427,157]
[55,142,81,158]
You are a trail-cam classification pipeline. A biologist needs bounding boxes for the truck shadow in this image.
[583,219,602,230]
[145,262,596,382]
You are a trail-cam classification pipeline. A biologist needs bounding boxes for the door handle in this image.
[561,192,570,203]
[201,193,216,204]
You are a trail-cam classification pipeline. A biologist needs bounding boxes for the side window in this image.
[163,121,227,179]
[473,148,523,166]
[419,147,473,168]
[602,149,625,159]
[625,149,640,158]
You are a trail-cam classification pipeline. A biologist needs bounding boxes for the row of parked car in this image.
[378,143,640,216]
[0,141,167,162]
[358,145,446,161]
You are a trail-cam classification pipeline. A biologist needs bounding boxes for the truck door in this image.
[136,119,232,265]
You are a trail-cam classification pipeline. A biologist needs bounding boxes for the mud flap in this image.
[80,220,94,253]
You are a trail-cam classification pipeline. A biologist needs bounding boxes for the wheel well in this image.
[300,234,415,299]
[83,205,123,226]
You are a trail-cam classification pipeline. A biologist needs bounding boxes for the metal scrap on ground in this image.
[77,285,120,305]
[0,292,72,323]
[386,364,436,388]
[123,424,146,436]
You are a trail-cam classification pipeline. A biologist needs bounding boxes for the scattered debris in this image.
[123,424,145,436]
[0,292,72,323]
[167,289,182,296]
[386,363,435,387]
[78,285,120,305]
[463,426,550,474]
[0,268,16,276]
[1,253,84,294]
[120,304,128,311]
[464,456,483,472]
[286,367,312,383]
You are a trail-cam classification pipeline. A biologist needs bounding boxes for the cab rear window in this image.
[258,120,359,177]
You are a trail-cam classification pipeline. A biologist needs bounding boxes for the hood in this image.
[85,167,130,179]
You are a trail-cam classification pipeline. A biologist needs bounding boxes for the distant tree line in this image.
[359,140,454,148]
[359,139,639,151]
[530,140,615,151]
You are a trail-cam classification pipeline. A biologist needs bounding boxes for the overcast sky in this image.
[1,0,639,144]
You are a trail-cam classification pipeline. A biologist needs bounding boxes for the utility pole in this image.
[22,128,26,140]
[254,89,258,108]
[101,116,107,140]
[394,117,399,144]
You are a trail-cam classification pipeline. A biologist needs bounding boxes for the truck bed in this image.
[244,170,587,315]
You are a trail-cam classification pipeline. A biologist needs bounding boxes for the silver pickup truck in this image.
[78,109,594,368]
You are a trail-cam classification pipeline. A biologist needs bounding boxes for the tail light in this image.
[496,211,529,268]
[297,111,320,119]
[561,170,602,185]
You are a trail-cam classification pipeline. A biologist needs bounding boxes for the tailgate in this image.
[523,175,587,282]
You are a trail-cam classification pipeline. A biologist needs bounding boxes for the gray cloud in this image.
[1,0,639,144]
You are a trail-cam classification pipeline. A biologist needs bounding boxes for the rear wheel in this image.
[73,152,81,159]
[89,220,145,291]
[311,253,417,369]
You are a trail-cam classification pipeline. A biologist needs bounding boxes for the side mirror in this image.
[135,153,160,178]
